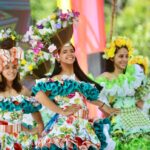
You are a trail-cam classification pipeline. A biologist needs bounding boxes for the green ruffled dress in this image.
[96,64,150,150]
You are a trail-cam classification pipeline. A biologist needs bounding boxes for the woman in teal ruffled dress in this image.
[96,37,150,150]
[0,48,44,150]
[32,43,120,150]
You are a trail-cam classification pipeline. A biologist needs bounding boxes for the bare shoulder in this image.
[101,72,112,79]
[0,92,5,97]
[101,72,111,78]
[21,86,31,96]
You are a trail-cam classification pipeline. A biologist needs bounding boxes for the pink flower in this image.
[48,44,57,53]
[33,47,40,54]
[60,13,69,21]
[67,93,75,98]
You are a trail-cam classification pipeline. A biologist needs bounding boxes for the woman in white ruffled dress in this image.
[96,37,150,150]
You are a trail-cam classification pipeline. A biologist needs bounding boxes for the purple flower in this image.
[60,13,69,21]
[33,47,41,54]
[55,23,62,29]
[37,24,44,29]
[37,41,44,49]
[72,10,80,17]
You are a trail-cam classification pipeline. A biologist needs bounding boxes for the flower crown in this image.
[128,55,149,74]
[23,8,79,54]
[0,28,20,43]
[103,37,134,59]
[0,47,24,73]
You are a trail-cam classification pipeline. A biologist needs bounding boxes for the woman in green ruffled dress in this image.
[0,48,44,149]
[32,43,120,150]
[96,37,150,150]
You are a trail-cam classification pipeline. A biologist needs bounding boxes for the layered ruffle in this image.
[32,79,99,101]
[0,95,42,114]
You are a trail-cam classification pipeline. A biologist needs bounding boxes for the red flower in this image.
[75,137,83,146]
[66,116,74,124]
[6,148,10,150]
[14,143,22,150]
[0,120,8,125]
[13,101,20,105]
[67,93,75,98]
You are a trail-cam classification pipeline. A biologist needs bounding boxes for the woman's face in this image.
[2,63,18,82]
[114,47,129,70]
[59,45,76,65]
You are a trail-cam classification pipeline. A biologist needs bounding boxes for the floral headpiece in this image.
[19,50,54,78]
[103,37,134,59]
[128,55,149,74]
[23,8,79,54]
[0,28,20,43]
[0,47,24,73]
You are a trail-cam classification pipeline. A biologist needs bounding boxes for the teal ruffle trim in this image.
[93,118,111,150]
[32,79,99,101]
[0,96,42,114]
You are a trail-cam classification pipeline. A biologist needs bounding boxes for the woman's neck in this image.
[6,81,13,89]
[60,64,74,75]
[113,68,124,77]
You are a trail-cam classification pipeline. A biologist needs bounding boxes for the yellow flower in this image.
[111,116,116,124]
[38,51,43,56]
[104,36,134,59]
[21,59,27,65]
[50,13,56,20]
[28,64,33,71]
[11,35,16,40]
[128,55,149,74]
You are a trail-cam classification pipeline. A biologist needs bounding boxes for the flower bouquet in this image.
[23,8,79,54]
[19,50,54,78]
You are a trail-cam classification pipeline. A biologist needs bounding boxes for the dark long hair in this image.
[50,44,102,91]
[0,73,22,93]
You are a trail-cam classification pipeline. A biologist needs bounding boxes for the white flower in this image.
[39,28,52,35]
[62,21,68,28]
[3,33,9,39]
[6,28,11,34]
[48,44,57,53]
[29,40,37,48]
[31,35,41,40]
[0,33,2,40]
[22,26,34,42]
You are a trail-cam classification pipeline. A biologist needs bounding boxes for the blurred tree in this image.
[30,0,57,23]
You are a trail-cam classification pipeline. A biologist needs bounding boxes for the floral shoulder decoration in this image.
[32,79,99,101]
[0,95,42,113]
[128,55,149,75]
[23,8,79,54]
[19,50,54,78]
[0,28,21,42]
[103,36,134,59]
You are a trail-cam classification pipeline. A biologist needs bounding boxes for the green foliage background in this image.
[105,0,150,58]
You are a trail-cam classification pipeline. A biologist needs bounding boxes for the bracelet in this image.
[99,103,105,109]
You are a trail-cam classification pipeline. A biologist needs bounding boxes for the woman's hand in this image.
[62,104,81,116]
[99,104,120,117]
[136,100,144,109]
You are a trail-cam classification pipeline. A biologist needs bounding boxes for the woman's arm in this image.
[90,100,120,116]
[35,91,80,116]
[31,111,44,136]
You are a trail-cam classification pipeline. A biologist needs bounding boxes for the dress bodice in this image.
[0,95,42,125]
